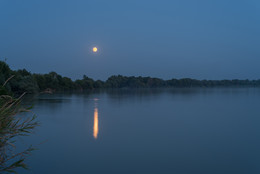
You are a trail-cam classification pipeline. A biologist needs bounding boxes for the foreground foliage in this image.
[0,87,38,173]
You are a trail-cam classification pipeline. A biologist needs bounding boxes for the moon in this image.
[92,47,98,53]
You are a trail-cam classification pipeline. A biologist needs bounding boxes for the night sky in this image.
[1,0,260,80]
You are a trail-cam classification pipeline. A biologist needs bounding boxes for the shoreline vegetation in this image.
[0,80,38,173]
[1,61,260,94]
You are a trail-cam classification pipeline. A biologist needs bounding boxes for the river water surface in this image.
[18,88,260,174]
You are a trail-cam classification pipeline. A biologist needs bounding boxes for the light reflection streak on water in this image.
[93,99,99,139]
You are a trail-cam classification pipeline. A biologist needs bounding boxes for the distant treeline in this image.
[1,61,260,93]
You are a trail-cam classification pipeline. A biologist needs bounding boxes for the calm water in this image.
[18,88,260,174]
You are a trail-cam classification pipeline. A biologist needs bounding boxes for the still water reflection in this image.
[93,98,99,139]
[18,88,260,174]
[93,107,99,139]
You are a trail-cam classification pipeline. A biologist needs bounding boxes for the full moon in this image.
[92,47,98,53]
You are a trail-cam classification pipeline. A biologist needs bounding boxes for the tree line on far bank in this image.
[1,61,260,94]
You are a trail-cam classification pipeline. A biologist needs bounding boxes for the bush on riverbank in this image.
[0,82,38,173]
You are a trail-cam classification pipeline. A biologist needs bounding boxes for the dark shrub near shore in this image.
[0,83,38,172]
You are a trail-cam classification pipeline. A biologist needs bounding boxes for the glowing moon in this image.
[92,47,98,53]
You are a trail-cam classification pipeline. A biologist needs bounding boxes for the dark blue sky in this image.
[1,0,260,80]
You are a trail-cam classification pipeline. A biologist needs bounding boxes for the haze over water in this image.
[18,88,260,174]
